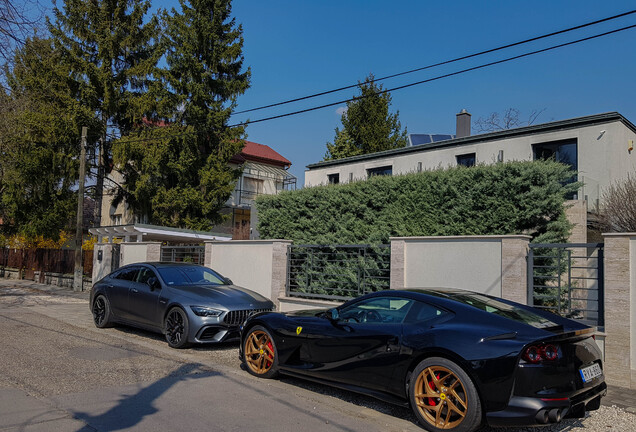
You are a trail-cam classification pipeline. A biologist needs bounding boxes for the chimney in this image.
[456,109,471,138]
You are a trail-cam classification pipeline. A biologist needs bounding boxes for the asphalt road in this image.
[0,280,635,432]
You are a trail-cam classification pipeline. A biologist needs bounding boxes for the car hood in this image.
[170,284,272,308]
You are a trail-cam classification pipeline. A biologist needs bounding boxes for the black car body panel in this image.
[91,262,274,344]
[239,289,606,428]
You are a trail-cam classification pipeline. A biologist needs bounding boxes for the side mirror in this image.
[223,277,233,285]
[147,277,160,290]
[327,308,340,321]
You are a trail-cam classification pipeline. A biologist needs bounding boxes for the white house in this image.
[305,111,636,213]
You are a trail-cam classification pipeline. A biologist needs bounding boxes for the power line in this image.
[233,9,636,115]
[111,22,636,145]
[229,23,636,127]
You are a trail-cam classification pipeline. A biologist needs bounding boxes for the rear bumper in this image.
[486,381,606,427]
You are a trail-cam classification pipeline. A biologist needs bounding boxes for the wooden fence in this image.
[0,248,93,280]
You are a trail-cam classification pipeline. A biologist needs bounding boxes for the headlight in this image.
[190,306,223,317]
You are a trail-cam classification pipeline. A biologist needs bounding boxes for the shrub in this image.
[256,160,577,244]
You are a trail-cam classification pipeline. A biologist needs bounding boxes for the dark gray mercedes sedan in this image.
[90,262,274,348]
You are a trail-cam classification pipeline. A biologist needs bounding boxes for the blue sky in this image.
[43,1,636,183]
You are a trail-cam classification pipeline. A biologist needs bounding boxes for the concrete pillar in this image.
[92,243,114,283]
[602,233,635,388]
[146,242,162,262]
[389,239,405,290]
[500,236,531,304]
[270,241,290,303]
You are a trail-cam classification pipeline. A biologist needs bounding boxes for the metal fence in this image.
[286,244,391,301]
[528,243,604,328]
[160,246,205,264]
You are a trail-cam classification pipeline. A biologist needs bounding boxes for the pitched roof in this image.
[235,140,292,168]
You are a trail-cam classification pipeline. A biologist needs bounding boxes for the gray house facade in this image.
[305,111,636,211]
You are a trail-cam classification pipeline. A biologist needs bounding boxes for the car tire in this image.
[164,307,190,349]
[243,325,279,378]
[92,294,113,328]
[409,357,482,432]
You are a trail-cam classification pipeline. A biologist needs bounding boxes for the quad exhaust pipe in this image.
[535,408,563,424]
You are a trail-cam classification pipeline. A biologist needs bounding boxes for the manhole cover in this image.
[69,346,140,361]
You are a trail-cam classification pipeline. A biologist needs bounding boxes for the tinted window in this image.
[404,301,448,324]
[450,292,560,329]
[114,267,139,281]
[456,153,476,167]
[157,266,226,286]
[137,268,157,285]
[339,297,414,324]
[367,166,392,177]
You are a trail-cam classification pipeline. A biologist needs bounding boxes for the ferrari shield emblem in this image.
[296,326,303,335]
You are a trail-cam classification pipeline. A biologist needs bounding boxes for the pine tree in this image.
[48,0,161,225]
[0,37,97,238]
[113,0,250,230]
[325,74,408,161]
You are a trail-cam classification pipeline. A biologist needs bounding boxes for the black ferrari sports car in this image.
[239,288,606,432]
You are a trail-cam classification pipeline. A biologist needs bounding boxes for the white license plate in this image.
[580,363,602,383]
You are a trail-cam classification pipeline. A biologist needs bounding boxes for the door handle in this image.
[131,288,139,293]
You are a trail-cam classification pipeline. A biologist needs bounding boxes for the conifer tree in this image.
[114,0,250,229]
[325,74,408,161]
[48,0,161,225]
[0,37,97,238]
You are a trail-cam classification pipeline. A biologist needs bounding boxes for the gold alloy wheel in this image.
[414,366,468,430]
[245,329,275,375]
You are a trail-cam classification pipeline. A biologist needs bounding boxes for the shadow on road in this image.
[72,363,217,432]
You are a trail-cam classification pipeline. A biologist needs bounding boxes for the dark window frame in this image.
[327,173,340,184]
[367,165,393,178]
[456,153,476,167]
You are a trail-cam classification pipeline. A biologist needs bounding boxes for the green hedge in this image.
[256,160,578,245]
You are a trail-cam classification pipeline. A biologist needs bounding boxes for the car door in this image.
[107,266,140,320]
[125,266,164,328]
[304,296,414,392]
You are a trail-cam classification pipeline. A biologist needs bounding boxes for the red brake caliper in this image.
[266,341,274,367]
[427,374,440,406]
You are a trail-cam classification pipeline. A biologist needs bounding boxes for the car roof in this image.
[117,262,206,270]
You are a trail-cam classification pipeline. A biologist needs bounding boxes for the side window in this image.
[404,301,448,324]
[339,297,414,324]
[137,268,157,285]
[114,267,139,281]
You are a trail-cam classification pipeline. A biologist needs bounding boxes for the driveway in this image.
[0,279,634,432]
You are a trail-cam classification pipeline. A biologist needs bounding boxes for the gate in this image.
[528,243,604,327]
[111,244,121,271]
[286,244,391,301]
[160,246,204,264]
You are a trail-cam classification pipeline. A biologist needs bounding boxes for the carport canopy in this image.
[89,223,231,243]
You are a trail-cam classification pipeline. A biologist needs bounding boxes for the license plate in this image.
[580,363,602,383]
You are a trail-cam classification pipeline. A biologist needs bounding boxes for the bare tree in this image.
[474,108,546,133]
[597,174,636,232]
[0,0,42,64]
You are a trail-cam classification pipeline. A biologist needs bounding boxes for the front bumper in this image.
[486,381,607,427]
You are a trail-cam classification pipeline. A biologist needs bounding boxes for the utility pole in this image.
[73,127,88,292]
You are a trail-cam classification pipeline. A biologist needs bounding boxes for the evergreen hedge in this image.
[256,160,578,245]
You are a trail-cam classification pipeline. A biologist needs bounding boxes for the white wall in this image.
[397,236,504,297]
[120,243,149,266]
[205,240,292,302]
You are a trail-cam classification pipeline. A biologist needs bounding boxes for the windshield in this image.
[157,266,227,286]
[450,292,560,329]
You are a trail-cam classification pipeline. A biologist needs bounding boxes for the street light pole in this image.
[73,127,88,292]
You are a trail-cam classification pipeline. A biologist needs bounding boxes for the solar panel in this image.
[409,134,455,146]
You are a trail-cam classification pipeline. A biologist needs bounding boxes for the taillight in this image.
[523,344,560,363]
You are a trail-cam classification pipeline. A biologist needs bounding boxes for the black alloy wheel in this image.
[92,295,113,328]
[165,307,190,349]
